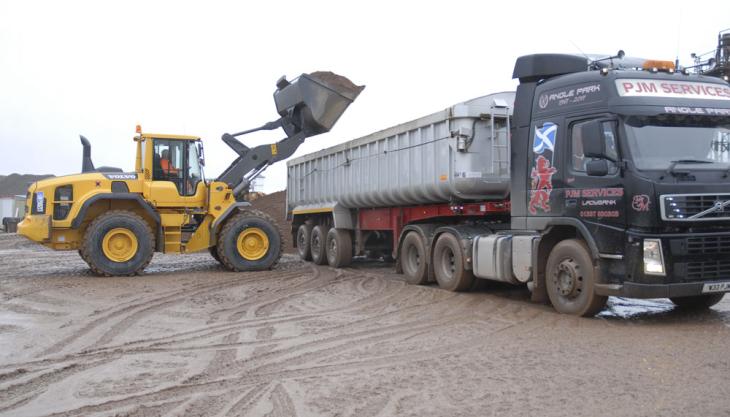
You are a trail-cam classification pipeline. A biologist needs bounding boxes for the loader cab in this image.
[137,132,207,207]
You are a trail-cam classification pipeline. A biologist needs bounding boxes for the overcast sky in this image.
[1,0,729,193]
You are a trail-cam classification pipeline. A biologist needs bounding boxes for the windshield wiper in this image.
[666,159,713,176]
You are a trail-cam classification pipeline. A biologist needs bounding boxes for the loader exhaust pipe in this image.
[80,135,95,173]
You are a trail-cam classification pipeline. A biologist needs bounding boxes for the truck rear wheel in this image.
[401,231,428,285]
[296,223,314,261]
[433,232,473,291]
[670,293,724,309]
[545,239,607,317]
[326,228,353,268]
[310,225,329,265]
[217,209,283,271]
[81,210,155,276]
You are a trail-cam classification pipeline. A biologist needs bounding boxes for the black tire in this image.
[670,293,725,309]
[545,239,607,317]
[310,225,329,265]
[217,209,283,271]
[432,232,474,291]
[81,210,155,276]
[401,232,428,285]
[326,228,353,268]
[296,223,314,261]
[209,246,222,264]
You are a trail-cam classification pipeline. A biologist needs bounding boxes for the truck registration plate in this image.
[702,282,730,293]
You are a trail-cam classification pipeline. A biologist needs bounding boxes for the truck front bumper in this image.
[594,281,730,298]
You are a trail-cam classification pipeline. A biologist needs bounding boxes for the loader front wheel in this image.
[82,210,155,276]
[217,209,283,271]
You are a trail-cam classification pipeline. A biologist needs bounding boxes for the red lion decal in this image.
[529,155,557,215]
[632,194,650,212]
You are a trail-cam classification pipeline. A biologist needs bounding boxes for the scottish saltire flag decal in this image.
[533,122,557,154]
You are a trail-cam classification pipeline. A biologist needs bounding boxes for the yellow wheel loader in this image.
[17,72,363,276]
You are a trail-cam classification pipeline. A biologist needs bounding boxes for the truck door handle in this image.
[566,199,577,208]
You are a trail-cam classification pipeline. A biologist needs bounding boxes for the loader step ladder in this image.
[163,226,182,253]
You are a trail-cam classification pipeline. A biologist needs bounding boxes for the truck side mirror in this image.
[586,159,610,176]
[580,121,606,159]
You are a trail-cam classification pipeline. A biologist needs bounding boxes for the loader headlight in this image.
[643,238,665,276]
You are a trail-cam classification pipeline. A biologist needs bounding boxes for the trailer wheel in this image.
[326,228,353,268]
[545,239,607,317]
[401,231,428,285]
[310,225,329,265]
[296,223,314,261]
[433,232,473,291]
[81,210,155,276]
[670,293,724,309]
[217,209,283,271]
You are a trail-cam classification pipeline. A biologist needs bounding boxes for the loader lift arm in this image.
[217,72,364,198]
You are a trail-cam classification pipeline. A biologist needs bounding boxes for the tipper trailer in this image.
[287,53,730,316]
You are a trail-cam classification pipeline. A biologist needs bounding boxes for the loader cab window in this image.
[153,139,200,196]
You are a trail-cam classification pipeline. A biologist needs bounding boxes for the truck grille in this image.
[661,194,730,221]
[685,260,730,281]
[686,236,730,255]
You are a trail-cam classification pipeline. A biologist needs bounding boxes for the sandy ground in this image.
[1,233,730,417]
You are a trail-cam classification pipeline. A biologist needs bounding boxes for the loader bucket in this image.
[274,71,364,137]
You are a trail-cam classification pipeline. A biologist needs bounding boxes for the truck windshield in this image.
[623,115,730,170]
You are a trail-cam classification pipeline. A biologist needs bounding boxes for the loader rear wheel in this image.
[82,210,154,276]
[297,223,314,261]
[217,209,283,271]
[326,228,353,268]
[310,225,328,265]
[433,232,473,291]
[401,231,428,285]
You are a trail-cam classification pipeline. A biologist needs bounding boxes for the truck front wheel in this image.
[433,232,473,291]
[670,293,724,309]
[545,239,607,317]
[401,231,428,285]
[81,210,155,276]
[217,209,283,271]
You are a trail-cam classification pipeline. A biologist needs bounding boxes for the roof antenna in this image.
[570,40,590,62]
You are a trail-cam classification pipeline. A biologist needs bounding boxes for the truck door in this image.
[561,117,626,253]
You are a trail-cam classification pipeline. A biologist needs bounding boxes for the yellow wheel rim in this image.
[102,228,138,262]
[237,227,269,261]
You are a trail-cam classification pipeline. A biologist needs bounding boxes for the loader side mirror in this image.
[197,142,205,167]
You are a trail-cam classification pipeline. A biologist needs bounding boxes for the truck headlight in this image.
[643,238,665,276]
